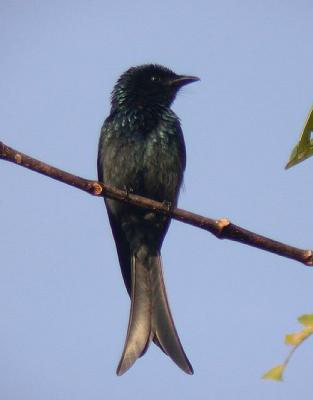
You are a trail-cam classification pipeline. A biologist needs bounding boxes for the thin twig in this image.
[1,140,312,266]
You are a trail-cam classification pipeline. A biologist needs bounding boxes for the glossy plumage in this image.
[97,64,199,375]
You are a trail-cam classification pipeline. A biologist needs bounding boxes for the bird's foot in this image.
[162,200,173,213]
[123,185,134,198]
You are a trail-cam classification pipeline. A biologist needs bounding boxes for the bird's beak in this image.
[170,75,200,87]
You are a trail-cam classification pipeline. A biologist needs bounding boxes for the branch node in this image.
[90,182,103,196]
[303,250,313,266]
[215,218,230,236]
[14,153,22,164]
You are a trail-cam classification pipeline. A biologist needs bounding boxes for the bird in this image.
[97,64,199,375]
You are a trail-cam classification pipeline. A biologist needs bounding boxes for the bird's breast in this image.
[141,126,182,202]
[100,112,183,203]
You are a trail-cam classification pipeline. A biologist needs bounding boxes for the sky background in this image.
[1,1,313,399]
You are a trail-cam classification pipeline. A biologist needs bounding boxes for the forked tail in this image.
[116,254,193,375]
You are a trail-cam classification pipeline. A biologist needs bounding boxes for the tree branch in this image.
[1,140,312,266]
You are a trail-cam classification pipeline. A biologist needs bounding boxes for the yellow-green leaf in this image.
[262,364,284,381]
[285,331,306,345]
[285,106,313,169]
[285,327,313,345]
[298,314,313,327]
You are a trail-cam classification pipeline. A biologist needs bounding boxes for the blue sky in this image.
[1,1,313,399]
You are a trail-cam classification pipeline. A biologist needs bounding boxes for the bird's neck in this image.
[111,103,177,131]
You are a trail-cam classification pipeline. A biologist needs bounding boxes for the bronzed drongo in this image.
[97,64,199,375]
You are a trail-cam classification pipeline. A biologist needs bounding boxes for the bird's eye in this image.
[151,76,160,82]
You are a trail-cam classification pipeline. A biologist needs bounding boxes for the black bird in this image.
[97,64,199,375]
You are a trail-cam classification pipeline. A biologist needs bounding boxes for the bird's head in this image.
[111,64,199,111]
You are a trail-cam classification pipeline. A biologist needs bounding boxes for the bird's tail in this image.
[116,253,193,376]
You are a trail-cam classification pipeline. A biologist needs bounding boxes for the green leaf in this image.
[285,106,313,169]
[262,364,284,381]
[298,314,313,327]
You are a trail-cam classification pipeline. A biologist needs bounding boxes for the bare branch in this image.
[1,140,312,266]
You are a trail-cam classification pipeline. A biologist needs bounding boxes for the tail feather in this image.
[151,256,193,375]
[116,253,193,375]
[116,256,152,375]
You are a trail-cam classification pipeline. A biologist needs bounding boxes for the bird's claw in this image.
[123,185,134,198]
[162,200,173,213]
